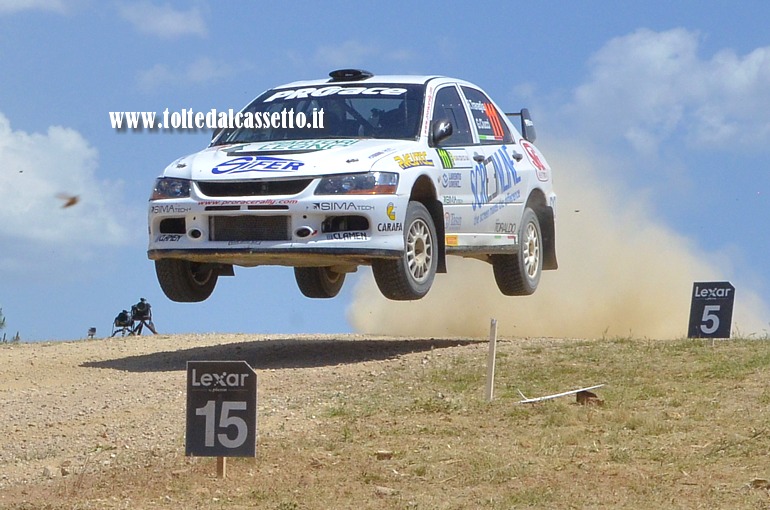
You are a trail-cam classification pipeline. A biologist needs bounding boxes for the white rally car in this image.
[148,69,557,302]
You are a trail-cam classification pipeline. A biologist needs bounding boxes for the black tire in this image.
[492,207,542,296]
[372,201,438,300]
[155,259,218,302]
[294,267,345,298]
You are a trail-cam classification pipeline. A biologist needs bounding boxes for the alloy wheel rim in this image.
[406,219,432,283]
[523,222,540,279]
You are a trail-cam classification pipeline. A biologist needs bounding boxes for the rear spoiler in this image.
[505,108,536,143]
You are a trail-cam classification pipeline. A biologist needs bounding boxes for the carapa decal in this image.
[212,156,304,174]
[394,151,434,170]
[264,87,407,102]
[377,222,403,232]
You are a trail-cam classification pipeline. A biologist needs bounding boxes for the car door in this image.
[429,84,475,237]
[460,86,525,237]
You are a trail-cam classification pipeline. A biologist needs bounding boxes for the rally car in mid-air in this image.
[148,69,557,302]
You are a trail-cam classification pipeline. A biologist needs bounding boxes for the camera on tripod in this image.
[111,298,158,337]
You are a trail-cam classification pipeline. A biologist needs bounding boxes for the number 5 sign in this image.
[186,361,257,457]
[687,281,735,339]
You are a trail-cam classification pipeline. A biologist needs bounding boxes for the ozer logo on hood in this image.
[212,156,304,174]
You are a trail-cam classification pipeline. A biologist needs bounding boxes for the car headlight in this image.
[151,177,191,200]
[314,172,398,195]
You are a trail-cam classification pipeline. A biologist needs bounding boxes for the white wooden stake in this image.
[485,318,498,402]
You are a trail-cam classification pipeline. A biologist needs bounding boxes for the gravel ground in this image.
[0,332,472,494]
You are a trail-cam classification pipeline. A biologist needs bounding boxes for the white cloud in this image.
[117,1,206,39]
[137,56,231,92]
[0,0,65,14]
[567,28,770,153]
[0,113,135,249]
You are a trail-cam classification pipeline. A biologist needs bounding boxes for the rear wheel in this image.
[294,267,346,298]
[155,259,218,302]
[492,207,542,296]
[372,201,437,300]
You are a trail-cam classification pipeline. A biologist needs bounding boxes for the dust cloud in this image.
[347,143,769,339]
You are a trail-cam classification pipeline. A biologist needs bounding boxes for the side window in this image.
[461,86,513,144]
[431,86,473,146]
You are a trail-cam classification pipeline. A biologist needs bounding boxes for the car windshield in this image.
[212,83,425,146]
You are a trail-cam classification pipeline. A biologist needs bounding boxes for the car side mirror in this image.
[430,119,453,146]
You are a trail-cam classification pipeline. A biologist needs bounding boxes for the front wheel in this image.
[492,207,542,296]
[294,267,346,298]
[155,259,218,302]
[372,201,438,300]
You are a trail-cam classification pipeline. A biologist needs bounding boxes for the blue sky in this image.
[1,0,769,341]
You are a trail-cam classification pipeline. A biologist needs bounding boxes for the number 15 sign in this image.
[186,361,257,457]
[687,281,735,339]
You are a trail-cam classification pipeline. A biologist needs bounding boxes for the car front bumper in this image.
[147,190,407,268]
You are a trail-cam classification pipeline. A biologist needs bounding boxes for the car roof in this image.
[273,72,479,90]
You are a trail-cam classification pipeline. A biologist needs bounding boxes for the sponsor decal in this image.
[495,221,516,234]
[368,147,395,159]
[248,139,359,152]
[422,87,435,136]
[377,222,403,232]
[156,234,182,242]
[212,156,303,174]
[444,213,462,229]
[441,172,462,189]
[394,151,434,170]
[475,117,492,132]
[484,103,506,140]
[453,152,470,162]
[227,240,264,246]
[468,99,504,141]
[467,100,486,112]
[473,189,520,225]
[446,235,458,246]
[264,86,407,102]
[443,195,463,205]
[521,140,549,181]
[198,199,298,206]
[436,148,455,169]
[313,202,374,211]
[386,202,396,221]
[326,231,368,240]
[471,145,521,210]
[151,204,191,214]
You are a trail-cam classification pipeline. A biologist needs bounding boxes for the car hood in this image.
[163,139,413,181]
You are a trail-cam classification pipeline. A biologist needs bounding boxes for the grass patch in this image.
[7,336,770,509]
